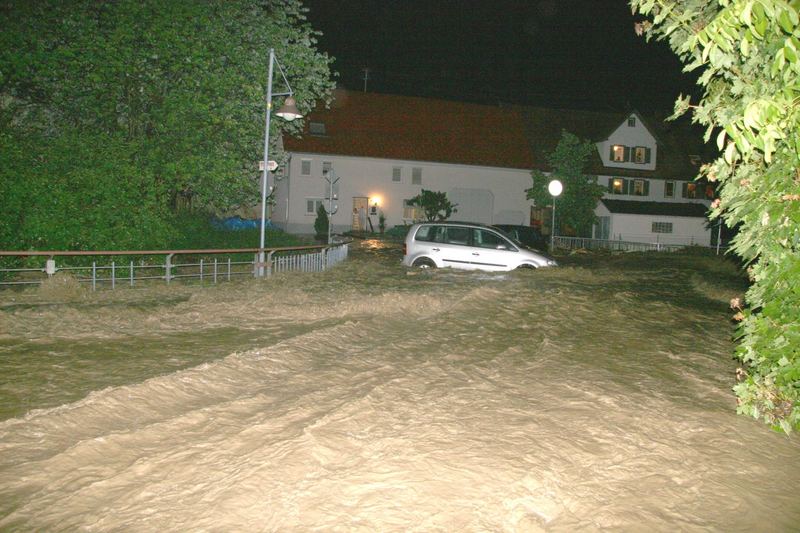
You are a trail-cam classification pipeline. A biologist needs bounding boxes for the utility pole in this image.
[362,67,369,92]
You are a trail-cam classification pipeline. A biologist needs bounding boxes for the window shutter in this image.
[623,146,631,162]
[609,146,615,161]
[682,182,688,198]
[643,180,650,196]
[623,178,630,195]
[645,147,651,164]
[608,178,614,193]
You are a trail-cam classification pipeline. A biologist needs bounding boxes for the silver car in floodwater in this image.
[402,222,557,271]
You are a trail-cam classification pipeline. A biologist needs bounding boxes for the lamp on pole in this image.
[548,179,563,251]
[258,48,302,277]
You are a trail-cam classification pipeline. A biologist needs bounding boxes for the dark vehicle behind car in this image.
[493,224,547,251]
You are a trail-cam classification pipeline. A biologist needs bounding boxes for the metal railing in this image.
[553,236,724,253]
[0,242,349,290]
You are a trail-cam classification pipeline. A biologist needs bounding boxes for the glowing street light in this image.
[548,179,563,251]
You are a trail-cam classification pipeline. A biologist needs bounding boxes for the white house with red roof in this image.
[273,90,715,247]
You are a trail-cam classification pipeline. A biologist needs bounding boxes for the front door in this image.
[352,197,369,231]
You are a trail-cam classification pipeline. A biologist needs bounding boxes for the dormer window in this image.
[611,144,628,162]
[633,146,651,164]
[309,122,326,136]
[628,116,636,127]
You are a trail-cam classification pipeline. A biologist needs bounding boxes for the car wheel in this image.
[412,257,436,269]
[515,264,537,270]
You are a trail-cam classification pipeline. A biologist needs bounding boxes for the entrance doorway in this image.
[352,197,369,231]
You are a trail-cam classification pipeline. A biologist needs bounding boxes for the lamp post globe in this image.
[548,179,563,251]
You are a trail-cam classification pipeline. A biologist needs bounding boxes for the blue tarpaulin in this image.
[211,217,266,231]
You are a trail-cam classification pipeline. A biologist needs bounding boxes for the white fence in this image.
[554,236,724,254]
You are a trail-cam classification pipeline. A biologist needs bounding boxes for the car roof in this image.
[415,221,493,228]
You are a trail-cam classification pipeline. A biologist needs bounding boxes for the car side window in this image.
[474,229,514,250]
[444,227,470,245]
[415,225,439,242]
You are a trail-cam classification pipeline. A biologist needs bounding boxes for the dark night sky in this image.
[303,0,698,113]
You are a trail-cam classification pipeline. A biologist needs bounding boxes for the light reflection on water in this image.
[0,241,797,531]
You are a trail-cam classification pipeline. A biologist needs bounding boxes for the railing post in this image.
[227,257,231,281]
[165,253,174,284]
[200,258,204,282]
[214,258,218,284]
[111,261,116,290]
[92,262,96,291]
[130,261,134,287]
[267,251,274,277]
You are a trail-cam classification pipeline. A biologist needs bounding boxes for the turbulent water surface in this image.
[0,241,798,531]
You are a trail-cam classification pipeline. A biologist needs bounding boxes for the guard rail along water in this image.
[0,241,350,290]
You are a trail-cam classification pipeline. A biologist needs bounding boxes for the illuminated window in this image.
[652,222,673,234]
[683,182,701,198]
[633,146,651,164]
[403,199,420,220]
[611,178,625,194]
[610,145,628,162]
[631,179,648,196]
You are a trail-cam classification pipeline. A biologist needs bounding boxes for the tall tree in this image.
[526,131,606,237]
[0,0,334,250]
[631,0,799,432]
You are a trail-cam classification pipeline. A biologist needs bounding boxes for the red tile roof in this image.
[284,89,535,169]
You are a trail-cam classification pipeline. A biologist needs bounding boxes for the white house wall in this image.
[594,210,711,246]
[276,153,535,234]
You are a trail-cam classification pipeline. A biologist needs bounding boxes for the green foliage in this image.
[313,203,329,240]
[408,189,457,221]
[168,212,304,250]
[631,0,800,432]
[0,0,334,250]
[526,131,606,237]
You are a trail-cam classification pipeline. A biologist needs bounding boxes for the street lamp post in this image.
[258,48,302,277]
[548,179,563,251]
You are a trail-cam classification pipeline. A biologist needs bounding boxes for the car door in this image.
[437,226,476,269]
[468,228,519,271]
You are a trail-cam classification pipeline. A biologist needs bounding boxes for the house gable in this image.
[596,111,658,172]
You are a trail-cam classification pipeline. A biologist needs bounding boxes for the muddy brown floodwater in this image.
[0,240,798,531]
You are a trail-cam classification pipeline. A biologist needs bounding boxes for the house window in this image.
[300,159,312,176]
[412,167,422,185]
[633,146,651,164]
[652,222,673,234]
[628,116,636,127]
[611,178,626,195]
[664,181,675,198]
[306,198,324,215]
[309,122,326,136]
[322,161,332,177]
[392,167,402,182]
[631,179,649,196]
[403,199,420,220]
[682,182,702,199]
[610,144,629,162]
